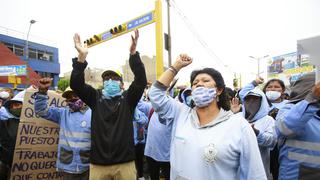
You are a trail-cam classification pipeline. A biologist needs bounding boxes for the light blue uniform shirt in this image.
[144,111,172,162]
[276,99,320,180]
[271,100,288,110]
[133,107,148,145]
[149,82,267,180]
[34,93,91,174]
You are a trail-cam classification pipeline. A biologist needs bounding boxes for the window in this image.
[46,52,53,61]
[29,48,37,59]
[4,43,14,52]
[13,45,24,56]
[3,41,55,61]
[38,72,53,78]
[2,43,23,56]
[42,52,49,61]
[38,50,45,60]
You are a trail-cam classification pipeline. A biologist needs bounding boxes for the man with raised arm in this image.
[70,30,147,180]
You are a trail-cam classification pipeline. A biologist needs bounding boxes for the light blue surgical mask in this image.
[185,96,192,107]
[102,80,122,99]
[192,87,217,108]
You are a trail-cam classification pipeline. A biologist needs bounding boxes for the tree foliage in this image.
[57,78,70,91]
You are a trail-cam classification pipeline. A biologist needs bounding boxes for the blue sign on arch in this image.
[127,12,153,30]
[101,32,112,41]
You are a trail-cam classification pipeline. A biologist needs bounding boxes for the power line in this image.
[169,0,233,73]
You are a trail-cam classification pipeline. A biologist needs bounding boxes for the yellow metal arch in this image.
[85,0,164,79]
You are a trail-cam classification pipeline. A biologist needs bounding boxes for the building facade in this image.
[0,34,60,88]
[62,55,156,89]
[63,67,104,89]
[122,55,157,83]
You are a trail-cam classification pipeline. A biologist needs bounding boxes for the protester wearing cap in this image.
[34,78,92,180]
[0,90,25,179]
[101,70,123,81]
[70,30,147,179]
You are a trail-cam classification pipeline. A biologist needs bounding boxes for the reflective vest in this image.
[277,101,320,180]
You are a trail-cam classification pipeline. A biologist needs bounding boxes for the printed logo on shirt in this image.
[203,143,218,163]
[81,120,87,128]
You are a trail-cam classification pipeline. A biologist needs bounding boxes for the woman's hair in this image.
[262,78,285,93]
[224,87,236,102]
[190,68,230,110]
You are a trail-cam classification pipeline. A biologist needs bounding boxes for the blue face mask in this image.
[192,87,217,108]
[102,80,122,99]
[185,96,192,107]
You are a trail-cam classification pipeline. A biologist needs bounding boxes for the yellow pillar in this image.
[8,75,17,89]
[155,0,164,79]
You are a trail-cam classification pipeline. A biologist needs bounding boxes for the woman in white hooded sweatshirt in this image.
[148,54,266,180]
[239,78,278,180]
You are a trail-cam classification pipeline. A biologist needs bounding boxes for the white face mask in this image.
[192,87,217,107]
[266,91,281,101]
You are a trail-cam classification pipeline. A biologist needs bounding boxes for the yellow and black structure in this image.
[84,0,164,79]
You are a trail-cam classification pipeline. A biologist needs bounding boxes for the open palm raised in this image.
[73,33,88,62]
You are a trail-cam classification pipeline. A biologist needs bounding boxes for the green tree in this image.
[57,78,70,91]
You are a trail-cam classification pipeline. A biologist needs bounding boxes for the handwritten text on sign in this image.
[10,90,66,180]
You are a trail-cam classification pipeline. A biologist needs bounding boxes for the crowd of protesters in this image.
[0,29,319,180]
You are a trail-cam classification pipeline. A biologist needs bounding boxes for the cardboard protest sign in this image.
[10,90,67,180]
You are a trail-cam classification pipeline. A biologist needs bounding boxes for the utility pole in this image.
[26,20,36,60]
[249,55,269,76]
[166,0,172,66]
[25,19,36,86]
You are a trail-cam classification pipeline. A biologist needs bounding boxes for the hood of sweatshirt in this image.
[242,87,270,122]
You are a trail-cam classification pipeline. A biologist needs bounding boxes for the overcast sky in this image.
[1,0,320,87]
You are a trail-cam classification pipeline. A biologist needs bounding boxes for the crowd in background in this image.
[0,29,319,180]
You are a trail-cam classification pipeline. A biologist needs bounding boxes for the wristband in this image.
[168,66,178,75]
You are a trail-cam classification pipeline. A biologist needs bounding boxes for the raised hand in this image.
[38,78,53,94]
[73,33,88,63]
[130,30,139,55]
[230,97,241,113]
[255,76,264,84]
[173,54,193,70]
